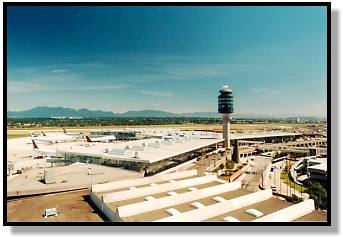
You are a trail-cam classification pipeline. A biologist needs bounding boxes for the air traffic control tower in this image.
[218,85,234,149]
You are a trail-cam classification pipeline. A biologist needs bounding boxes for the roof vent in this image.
[134,152,139,158]
[167,191,177,196]
[144,196,155,201]
[191,202,205,209]
[223,216,240,222]
[188,187,198,192]
[245,209,264,217]
[213,196,226,203]
[166,208,181,216]
[43,208,58,218]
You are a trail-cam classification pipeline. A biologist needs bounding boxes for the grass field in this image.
[280,171,307,193]
[7,134,29,140]
[7,122,312,135]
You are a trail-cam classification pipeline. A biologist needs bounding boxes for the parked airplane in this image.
[32,140,58,157]
[29,131,78,144]
[63,128,83,137]
[29,132,39,137]
[85,135,116,143]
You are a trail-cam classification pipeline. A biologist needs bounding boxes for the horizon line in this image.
[7,106,327,119]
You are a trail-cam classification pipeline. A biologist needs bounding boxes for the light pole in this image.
[279,167,282,195]
[88,167,93,188]
[261,170,264,189]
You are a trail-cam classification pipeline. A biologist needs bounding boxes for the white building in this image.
[90,170,325,222]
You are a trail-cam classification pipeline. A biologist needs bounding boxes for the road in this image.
[241,156,271,192]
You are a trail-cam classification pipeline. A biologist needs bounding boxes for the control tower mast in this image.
[218,85,234,149]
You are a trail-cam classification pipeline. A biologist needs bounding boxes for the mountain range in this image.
[7,106,221,118]
[7,106,325,120]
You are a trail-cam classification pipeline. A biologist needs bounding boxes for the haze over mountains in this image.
[7,106,325,120]
[7,106,219,118]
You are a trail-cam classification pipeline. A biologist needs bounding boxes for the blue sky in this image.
[7,6,327,117]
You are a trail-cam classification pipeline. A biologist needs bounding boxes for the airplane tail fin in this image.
[63,128,67,134]
[80,132,85,139]
[42,131,46,136]
[32,140,39,149]
[85,136,93,142]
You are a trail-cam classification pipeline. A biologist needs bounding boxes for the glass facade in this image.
[63,154,146,171]
[90,131,137,140]
[62,143,219,175]
[218,90,234,113]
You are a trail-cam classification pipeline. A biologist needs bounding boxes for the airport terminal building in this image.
[59,136,223,175]
[58,130,305,175]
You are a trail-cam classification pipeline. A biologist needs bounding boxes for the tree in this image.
[226,160,236,170]
[305,182,327,210]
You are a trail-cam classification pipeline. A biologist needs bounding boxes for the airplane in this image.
[32,140,58,157]
[29,131,78,144]
[29,132,39,137]
[85,135,116,143]
[63,128,83,137]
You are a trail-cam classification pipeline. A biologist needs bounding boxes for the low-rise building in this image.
[90,170,325,222]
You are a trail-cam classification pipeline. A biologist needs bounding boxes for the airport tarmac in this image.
[7,137,74,162]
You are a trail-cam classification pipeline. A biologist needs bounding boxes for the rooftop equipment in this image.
[213,196,226,203]
[44,170,56,184]
[191,202,205,209]
[134,152,139,158]
[166,208,181,216]
[144,196,155,201]
[167,191,178,196]
[43,208,58,218]
[223,216,240,222]
[110,148,128,155]
[245,209,264,217]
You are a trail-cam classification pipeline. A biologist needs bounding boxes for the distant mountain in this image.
[7,106,219,118]
[122,109,179,117]
[7,106,325,120]
[7,106,115,118]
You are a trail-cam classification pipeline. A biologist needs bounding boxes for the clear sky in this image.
[7,6,327,117]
